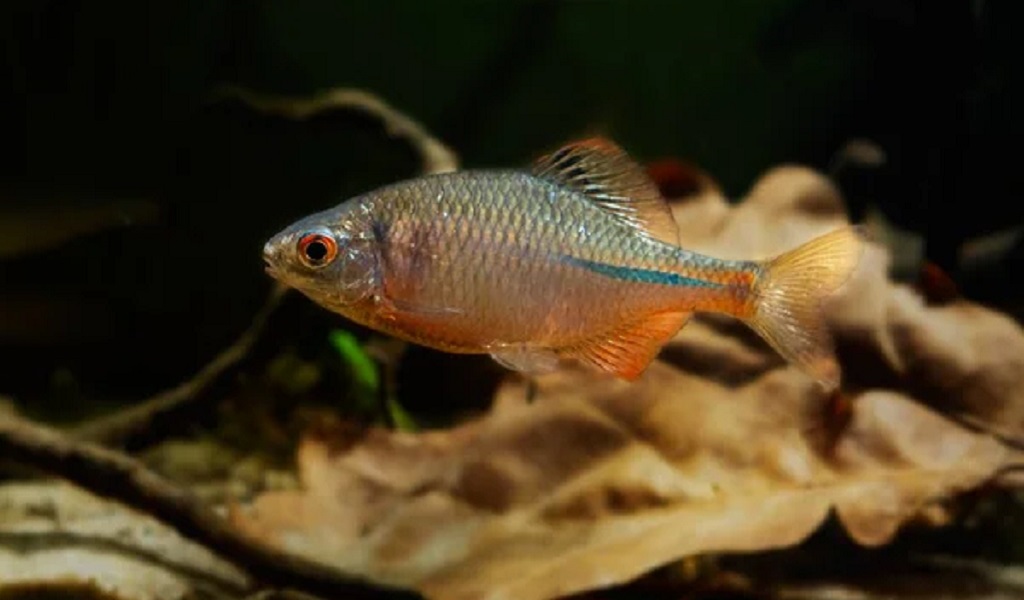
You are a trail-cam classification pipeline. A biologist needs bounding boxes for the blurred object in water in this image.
[0,196,159,259]
[827,138,888,176]
[862,203,925,282]
[959,225,1024,274]
[825,138,923,284]
[959,229,1024,321]
[825,138,888,225]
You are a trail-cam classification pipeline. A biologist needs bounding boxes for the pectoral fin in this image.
[489,347,561,375]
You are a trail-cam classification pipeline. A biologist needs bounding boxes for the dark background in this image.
[1,0,1021,411]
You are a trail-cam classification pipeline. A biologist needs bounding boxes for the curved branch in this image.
[210,85,460,175]
[71,284,287,448]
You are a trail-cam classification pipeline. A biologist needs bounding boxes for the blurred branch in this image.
[210,85,460,175]
[71,284,287,449]
[0,410,420,600]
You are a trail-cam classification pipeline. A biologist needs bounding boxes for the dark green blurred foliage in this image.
[0,0,1020,411]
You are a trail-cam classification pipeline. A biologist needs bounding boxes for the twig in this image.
[70,284,288,449]
[0,411,421,600]
[210,85,460,175]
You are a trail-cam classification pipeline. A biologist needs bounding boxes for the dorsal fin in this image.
[532,137,680,245]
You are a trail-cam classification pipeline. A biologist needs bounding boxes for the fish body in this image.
[264,138,863,388]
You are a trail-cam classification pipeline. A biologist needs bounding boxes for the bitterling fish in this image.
[263,138,863,389]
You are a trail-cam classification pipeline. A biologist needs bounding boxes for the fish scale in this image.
[364,171,718,345]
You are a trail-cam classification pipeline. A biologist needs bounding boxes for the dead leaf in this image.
[229,363,1018,600]
[230,164,1024,600]
[885,292,1024,432]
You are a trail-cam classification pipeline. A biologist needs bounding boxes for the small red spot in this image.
[915,261,959,304]
[826,390,853,425]
[645,158,711,199]
[813,389,854,456]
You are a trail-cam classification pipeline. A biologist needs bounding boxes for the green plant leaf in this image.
[328,330,379,394]
[328,330,418,431]
[328,329,380,416]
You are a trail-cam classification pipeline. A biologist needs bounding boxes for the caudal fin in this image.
[747,226,866,390]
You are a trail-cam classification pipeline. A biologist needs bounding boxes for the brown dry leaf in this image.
[230,365,1017,600]
[230,164,1024,600]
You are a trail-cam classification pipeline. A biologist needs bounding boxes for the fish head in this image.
[262,200,380,312]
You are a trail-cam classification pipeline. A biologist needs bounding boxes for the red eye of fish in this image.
[297,231,338,267]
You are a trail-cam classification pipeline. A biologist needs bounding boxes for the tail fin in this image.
[747,226,866,390]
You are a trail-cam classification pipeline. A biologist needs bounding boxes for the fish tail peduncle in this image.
[744,226,866,391]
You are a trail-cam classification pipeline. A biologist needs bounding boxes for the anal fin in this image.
[562,311,691,380]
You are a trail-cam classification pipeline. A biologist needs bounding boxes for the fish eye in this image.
[297,230,338,268]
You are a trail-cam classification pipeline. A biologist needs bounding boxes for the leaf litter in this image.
[228,163,1024,600]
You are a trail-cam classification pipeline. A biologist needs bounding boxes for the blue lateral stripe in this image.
[563,256,722,288]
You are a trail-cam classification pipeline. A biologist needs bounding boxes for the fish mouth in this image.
[262,254,282,280]
[262,240,280,277]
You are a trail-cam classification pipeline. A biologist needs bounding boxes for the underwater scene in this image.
[1,2,1023,599]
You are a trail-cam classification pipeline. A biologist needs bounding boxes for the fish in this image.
[263,137,864,389]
